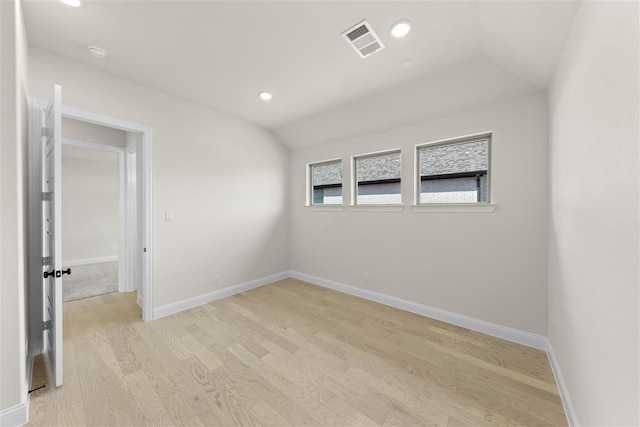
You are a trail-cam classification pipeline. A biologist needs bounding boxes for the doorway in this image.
[28,98,155,364]
[60,117,139,302]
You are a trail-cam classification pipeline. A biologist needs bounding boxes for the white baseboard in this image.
[0,402,28,427]
[290,271,547,351]
[289,271,581,424]
[546,341,580,426]
[153,270,576,426]
[21,348,36,427]
[2,348,37,427]
[62,256,118,267]
[153,271,291,319]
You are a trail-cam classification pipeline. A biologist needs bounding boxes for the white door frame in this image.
[28,100,44,356]
[124,143,139,299]
[42,85,64,386]
[61,139,127,292]
[28,98,155,327]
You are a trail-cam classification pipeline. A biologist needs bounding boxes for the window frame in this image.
[306,158,344,207]
[414,132,493,207]
[351,148,403,207]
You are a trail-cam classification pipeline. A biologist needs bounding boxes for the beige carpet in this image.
[62,261,118,302]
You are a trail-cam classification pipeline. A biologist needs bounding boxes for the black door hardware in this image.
[43,268,72,279]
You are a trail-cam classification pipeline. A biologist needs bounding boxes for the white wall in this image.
[62,146,119,263]
[291,93,549,335]
[63,117,127,147]
[548,1,639,425]
[28,47,290,308]
[0,0,30,419]
[61,118,126,265]
[275,57,541,148]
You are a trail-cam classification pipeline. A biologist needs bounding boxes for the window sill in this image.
[410,203,497,213]
[349,204,405,213]
[305,205,345,212]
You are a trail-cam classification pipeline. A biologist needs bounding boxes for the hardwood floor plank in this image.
[249,401,292,426]
[122,370,176,426]
[264,324,350,373]
[104,324,141,377]
[228,342,372,426]
[141,322,227,426]
[347,366,450,426]
[218,302,301,354]
[74,341,110,425]
[314,373,390,425]
[182,333,225,371]
[28,280,567,427]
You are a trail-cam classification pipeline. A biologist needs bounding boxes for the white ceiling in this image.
[23,0,580,148]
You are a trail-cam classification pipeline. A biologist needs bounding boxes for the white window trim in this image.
[349,204,405,213]
[306,157,343,207]
[305,205,345,212]
[414,132,493,206]
[410,203,496,213]
[351,148,402,207]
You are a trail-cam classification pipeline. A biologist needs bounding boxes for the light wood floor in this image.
[27,278,567,426]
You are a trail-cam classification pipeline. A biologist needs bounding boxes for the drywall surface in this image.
[290,93,549,335]
[63,117,127,147]
[0,0,29,416]
[62,146,119,263]
[29,48,290,308]
[548,1,639,425]
[275,57,541,148]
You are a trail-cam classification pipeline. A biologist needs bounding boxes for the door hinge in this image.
[42,320,51,331]
[42,256,52,266]
[41,127,48,138]
[41,192,52,201]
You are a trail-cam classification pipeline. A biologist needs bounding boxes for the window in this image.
[353,150,401,205]
[309,160,343,205]
[417,135,490,204]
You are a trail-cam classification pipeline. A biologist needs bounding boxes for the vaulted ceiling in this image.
[23,1,580,147]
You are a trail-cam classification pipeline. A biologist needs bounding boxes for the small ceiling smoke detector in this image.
[259,92,273,101]
[87,46,108,59]
[60,0,80,6]
[401,59,413,69]
[391,20,412,38]
[341,19,385,59]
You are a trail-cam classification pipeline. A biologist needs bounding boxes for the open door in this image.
[42,84,65,387]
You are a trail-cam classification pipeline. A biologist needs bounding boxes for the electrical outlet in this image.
[363,272,369,282]
[165,211,175,222]
[213,274,220,285]
[109,244,115,253]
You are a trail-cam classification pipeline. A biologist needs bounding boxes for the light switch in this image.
[165,211,175,222]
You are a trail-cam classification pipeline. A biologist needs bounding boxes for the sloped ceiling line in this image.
[22,0,580,148]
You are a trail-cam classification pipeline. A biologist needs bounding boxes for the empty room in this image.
[0,1,638,426]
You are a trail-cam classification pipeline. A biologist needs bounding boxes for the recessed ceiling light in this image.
[60,0,81,6]
[87,46,108,59]
[391,20,412,38]
[259,92,273,101]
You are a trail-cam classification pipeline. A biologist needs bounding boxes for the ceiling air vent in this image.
[341,19,385,59]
